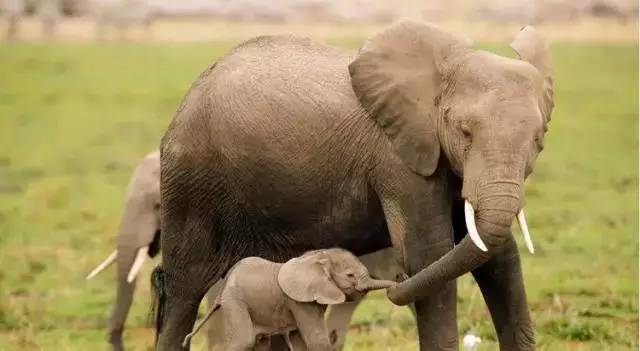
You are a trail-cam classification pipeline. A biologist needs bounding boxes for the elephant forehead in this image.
[459,51,538,89]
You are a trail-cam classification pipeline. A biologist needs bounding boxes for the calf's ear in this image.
[278,252,345,305]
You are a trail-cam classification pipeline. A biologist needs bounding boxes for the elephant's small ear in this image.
[278,252,346,305]
[349,20,470,177]
[510,26,555,128]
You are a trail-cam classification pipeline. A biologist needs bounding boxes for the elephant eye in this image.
[460,125,472,140]
[535,136,544,151]
[346,272,355,279]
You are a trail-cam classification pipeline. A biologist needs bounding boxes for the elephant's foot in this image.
[498,323,536,351]
[107,331,124,351]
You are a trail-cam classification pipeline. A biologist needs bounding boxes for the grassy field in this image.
[0,38,637,350]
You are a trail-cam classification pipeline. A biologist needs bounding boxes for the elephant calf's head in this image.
[349,22,554,304]
[278,248,397,304]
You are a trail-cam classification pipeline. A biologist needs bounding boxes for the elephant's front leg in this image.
[452,199,535,350]
[472,239,534,350]
[375,168,458,351]
[290,303,332,351]
[325,299,362,349]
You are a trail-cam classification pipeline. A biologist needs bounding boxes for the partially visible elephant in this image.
[182,249,397,351]
[87,151,411,351]
[92,0,155,41]
[3,0,24,40]
[37,0,61,39]
[86,150,161,351]
[2,0,60,40]
[156,20,554,351]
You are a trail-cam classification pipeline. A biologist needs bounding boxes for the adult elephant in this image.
[156,21,554,351]
[86,150,228,351]
[86,150,162,351]
[86,151,408,350]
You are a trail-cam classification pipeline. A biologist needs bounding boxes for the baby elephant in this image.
[183,248,397,350]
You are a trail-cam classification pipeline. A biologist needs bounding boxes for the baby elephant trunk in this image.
[356,277,397,292]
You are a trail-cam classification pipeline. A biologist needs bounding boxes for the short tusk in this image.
[86,250,117,280]
[464,200,488,252]
[127,246,149,283]
[517,210,534,254]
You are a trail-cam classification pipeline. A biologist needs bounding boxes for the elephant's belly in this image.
[250,303,296,333]
[220,165,393,259]
[257,190,392,257]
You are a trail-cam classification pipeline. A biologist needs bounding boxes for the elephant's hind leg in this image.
[156,253,222,350]
[223,300,256,351]
[156,211,226,350]
[205,282,226,350]
[157,210,226,349]
[158,143,231,350]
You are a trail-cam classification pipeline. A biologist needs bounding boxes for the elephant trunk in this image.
[387,180,524,306]
[107,245,139,351]
[356,277,397,292]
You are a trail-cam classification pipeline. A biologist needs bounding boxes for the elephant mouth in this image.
[464,199,534,254]
[345,292,364,302]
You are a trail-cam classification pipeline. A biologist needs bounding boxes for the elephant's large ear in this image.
[278,251,346,305]
[510,26,555,129]
[349,20,470,176]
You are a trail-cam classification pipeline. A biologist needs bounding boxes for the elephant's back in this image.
[164,35,380,189]
[215,35,357,130]
[161,36,388,254]
[170,35,361,152]
[212,35,356,109]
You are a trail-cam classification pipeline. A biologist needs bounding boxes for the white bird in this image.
[463,333,482,351]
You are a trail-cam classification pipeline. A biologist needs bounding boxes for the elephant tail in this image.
[182,300,221,347]
[149,265,166,345]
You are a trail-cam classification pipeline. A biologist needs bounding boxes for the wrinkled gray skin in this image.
[158,21,554,351]
[204,248,414,351]
[185,249,396,351]
[88,152,406,351]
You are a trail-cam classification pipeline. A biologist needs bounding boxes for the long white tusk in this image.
[127,246,149,283]
[464,200,488,252]
[86,250,118,280]
[517,210,534,254]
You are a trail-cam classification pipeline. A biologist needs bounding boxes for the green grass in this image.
[0,40,637,350]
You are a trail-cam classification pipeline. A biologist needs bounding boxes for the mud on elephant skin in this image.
[157,21,554,351]
[182,249,396,351]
